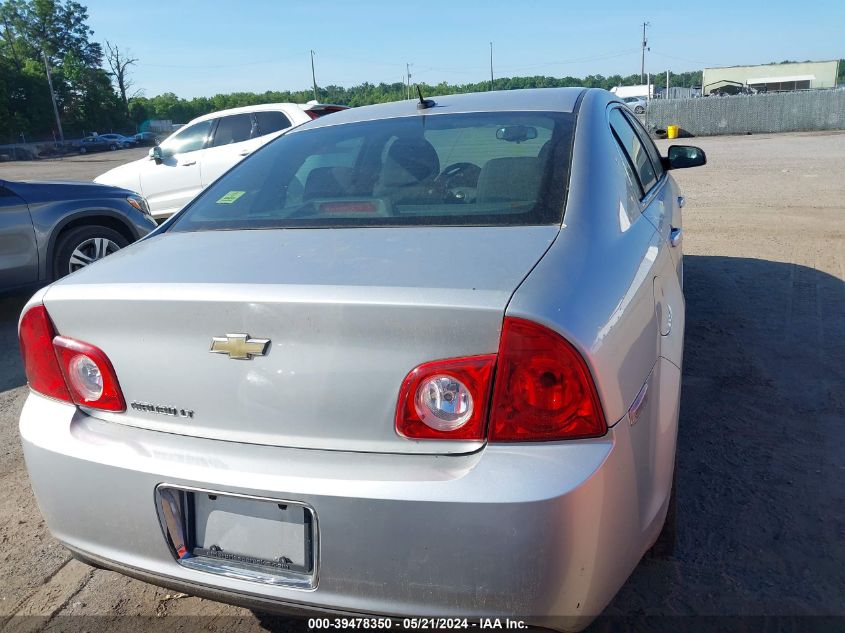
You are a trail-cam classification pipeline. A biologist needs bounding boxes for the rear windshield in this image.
[168,111,575,232]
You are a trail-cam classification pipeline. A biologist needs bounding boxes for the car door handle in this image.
[179,160,196,166]
[677,195,685,208]
[669,227,683,247]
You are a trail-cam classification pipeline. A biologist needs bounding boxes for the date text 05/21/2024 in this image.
[307,618,529,630]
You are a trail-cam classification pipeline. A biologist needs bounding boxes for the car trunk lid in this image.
[43,226,558,454]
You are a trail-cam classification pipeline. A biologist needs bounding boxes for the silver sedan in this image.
[18,88,705,630]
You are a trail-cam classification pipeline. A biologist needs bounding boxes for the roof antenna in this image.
[416,85,435,110]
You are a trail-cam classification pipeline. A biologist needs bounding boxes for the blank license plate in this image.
[191,493,313,573]
[156,486,316,585]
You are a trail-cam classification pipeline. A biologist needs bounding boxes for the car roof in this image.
[298,88,587,131]
[188,102,307,125]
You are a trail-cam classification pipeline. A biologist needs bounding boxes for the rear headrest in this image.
[383,137,440,184]
[476,157,542,203]
[303,166,354,199]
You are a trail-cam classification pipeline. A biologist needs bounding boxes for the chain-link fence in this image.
[645,89,845,136]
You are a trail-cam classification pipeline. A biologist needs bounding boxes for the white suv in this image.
[94,102,346,220]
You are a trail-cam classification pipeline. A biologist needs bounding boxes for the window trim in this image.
[607,105,645,198]
[622,108,665,183]
[606,104,664,202]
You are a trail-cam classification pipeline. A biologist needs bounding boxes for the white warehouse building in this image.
[703,60,839,95]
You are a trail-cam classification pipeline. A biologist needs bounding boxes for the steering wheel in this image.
[434,162,481,202]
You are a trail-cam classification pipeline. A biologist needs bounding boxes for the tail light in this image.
[19,304,125,412]
[489,318,606,441]
[19,305,71,402]
[394,318,606,442]
[395,355,496,440]
[53,337,125,411]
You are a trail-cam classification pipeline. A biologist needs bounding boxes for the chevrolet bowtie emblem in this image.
[210,334,270,360]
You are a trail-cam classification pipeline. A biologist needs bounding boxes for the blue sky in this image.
[82,0,842,98]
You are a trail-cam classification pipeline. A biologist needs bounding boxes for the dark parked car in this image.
[78,136,118,154]
[132,132,160,146]
[0,179,157,293]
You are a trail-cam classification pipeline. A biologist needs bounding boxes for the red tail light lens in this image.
[489,318,606,442]
[18,304,125,412]
[19,305,72,403]
[53,337,126,412]
[396,355,496,440]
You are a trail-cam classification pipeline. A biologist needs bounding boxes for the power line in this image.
[136,58,289,69]
[496,48,641,73]
[649,50,711,67]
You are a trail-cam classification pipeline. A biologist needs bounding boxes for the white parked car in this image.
[622,96,648,114]
[94,103,347,220]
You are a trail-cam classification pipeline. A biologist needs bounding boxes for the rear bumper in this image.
[20,393,660,630]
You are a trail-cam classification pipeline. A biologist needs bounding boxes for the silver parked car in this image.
[18,88,705,630]
[96,133,136,149]
[623,95,648,114]
[1,179,156,293]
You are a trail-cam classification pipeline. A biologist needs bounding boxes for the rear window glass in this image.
[254,111,291,137]
[168,111,575,232]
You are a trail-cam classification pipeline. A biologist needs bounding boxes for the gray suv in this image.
[0,179,157,293]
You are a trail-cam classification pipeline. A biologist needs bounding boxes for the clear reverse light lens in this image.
[67,354,104,400]
[414,375,473,431]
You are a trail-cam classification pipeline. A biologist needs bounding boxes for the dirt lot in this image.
[0,147,149,182]
[0,131,843,631]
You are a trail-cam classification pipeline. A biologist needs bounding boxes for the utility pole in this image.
[310,50,318,102]
[406,63,412,100]
[489,42,494,91]
[666,69,670,98]
[640,21,650,84]
[42,51,64,148]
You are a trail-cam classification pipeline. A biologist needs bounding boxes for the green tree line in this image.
[2,1,842,143]
[128,70,706,129]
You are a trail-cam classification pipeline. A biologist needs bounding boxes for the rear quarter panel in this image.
[507,90,663,425]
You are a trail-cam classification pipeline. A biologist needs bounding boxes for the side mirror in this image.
[666,145,706,169]
[149,146,163,163]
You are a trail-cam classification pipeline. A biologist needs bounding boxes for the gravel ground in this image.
[0,147,149,181]
[0,130,843,632]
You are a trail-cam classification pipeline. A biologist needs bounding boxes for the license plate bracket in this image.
[156,485,317,589]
